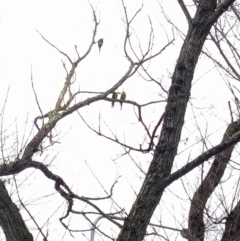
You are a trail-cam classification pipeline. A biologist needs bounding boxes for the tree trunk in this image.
[0,180,33,241]
[116,1,235,240]
[187,121,240,241]
[221,200,240,241]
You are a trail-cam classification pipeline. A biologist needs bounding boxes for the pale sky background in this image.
[0,1,240,240]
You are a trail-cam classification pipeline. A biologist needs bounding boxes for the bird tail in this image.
[112,101,114,108]
[120,102,123,110]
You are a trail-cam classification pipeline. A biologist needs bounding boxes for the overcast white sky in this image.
[0,1,239,240]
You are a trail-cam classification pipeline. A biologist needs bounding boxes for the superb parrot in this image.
[120,90,126,110]
[111,92,118,108]
[98,38,103,53]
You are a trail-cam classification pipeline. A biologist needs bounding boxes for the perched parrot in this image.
[98,38,103,53]
[111,92,118,108]
[216,0,223,8]
[120,90,126,110]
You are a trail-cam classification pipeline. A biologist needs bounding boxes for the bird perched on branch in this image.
[111,92,118,108]
[120,90,126,110]
[216,0,224,9]
[98,38,103,53]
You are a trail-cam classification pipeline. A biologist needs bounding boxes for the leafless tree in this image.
[0,0,240,241]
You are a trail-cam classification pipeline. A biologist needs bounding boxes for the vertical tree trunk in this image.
[221,200,240,241]
[187,121,240,241]
[116,1,229,240]
[0,180,33,241]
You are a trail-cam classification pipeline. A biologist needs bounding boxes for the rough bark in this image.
[0,180,33,241]
[221,200,240,241]
[116,1,236,240]
[187,121,240,241]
